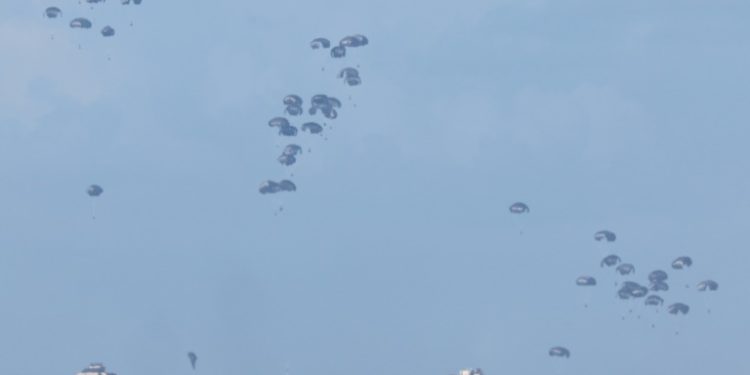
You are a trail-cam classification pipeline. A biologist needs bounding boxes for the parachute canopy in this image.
[644,295,664,306]
[509,202,529,214]
[339,34,369,47]
[283,95,303,107]
[278,154,296,166]
[330,45,346,58]
[697,280,718,291]
[301,122,323,134]
[101,26,115,37]
[600,254,621,267]
[649,281,669,292]
[283,144,303,156]
[668,303,690,315]
[87,184,103,197]
[285,105,303,116]
[310,37,331,49]
[278,124,298,136]
[576,276,596,286]
[618,281,648,299]
[648,270,668,283]
[259,180,296,194]
[268,117,290,128]
[616,263,635,275]
[70,17,92,29]
[671,256,693,270]
[549,347,570,358]
[45,7,62,18]
[594,230,616,242]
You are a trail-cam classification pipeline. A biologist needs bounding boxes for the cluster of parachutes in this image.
[258,34,369,198]
[508,204,721,360]
[587,240,719,317]
[44,0,144,44]
[311,35,369,86]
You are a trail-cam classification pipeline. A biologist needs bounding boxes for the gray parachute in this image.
[101,26,115,37]
[668,303,690,315]
[594,230,616,242]
[278,124,298,136]
[187,352,197,370]
[45,7,62,18]
[310,37,331,49]
[309,95,341,118]
[649,281,669,292]
[278,154,296,166]
[697,280,719,291]
[259,180,296,194]
[283,95,303,107]
[301,122,323,134]
[339,68,362,86]
[600,255,621,267]
[268,117,290,128]
[87,184,103,197]
[548,347,570,358]
[644,295,664,306]
[330,45,346,58]
[339,34,369,48]
[648,270,668,283]
[509,202,529,214]
[70,18,92,29]
[285,105,304,116]
[616,263,635,275]
[576,276,596,286]
[338,67,360,79]
[283,144,303,156]
[133,0,142,4]
[671,256,693,270]
[618,281,648,299]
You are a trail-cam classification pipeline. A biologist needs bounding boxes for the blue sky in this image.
[1,0,749,374]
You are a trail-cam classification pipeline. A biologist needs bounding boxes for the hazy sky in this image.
[1,1,749,374]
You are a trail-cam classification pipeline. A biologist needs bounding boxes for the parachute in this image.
[133,0,142,4]
[600,255,621,267]
[671,256,693,270]
[345,76,362,86]
[644,295,664,306]
[576,276,596,286]
[668,303,690,315]
[101,26,115,37]
[618,281,648,299]
[187,352,197,370]
[70,18,92,29]
[268,117,290,128]
[44,7,62,18]
[648,270,668,283]
[594,230,616,242]
[259,180,296,194]
[548,347,570,358]
[697,280,719,291]
[301,122,323,134]
[278,124,298,136]
[616,263,635,275]
[285,105,304,116]
[330,45,346,58]
[283,95,303,107]
[310,37,331,49]
[278,154,296,166]
[338,67,360,79]
[283,144,303,156]
[649,281,669,292]
[509,202,529,214]
[87,184,103,197]
[339,34,369,47]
